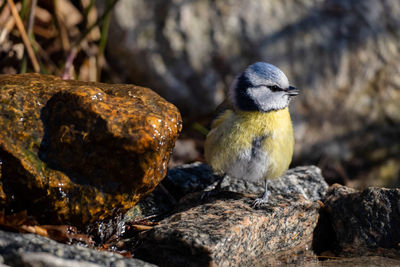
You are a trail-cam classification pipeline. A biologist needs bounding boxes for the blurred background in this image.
[1,0,399,189]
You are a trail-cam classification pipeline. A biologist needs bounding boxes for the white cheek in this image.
[281,94,289,103]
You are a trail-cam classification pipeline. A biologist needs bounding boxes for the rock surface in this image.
[106,0,400,187]
[162,162,219,200]
[315,184,400,253]
[0,230,155,267]
[134,165,328,266]
[318,256,400,267]
[0,73,182,227]
[2,163,399,266]
[162,163,328,202]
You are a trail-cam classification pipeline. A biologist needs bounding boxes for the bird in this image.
[204,62,299,206]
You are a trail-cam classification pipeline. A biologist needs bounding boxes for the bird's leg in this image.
[252,180,271,207]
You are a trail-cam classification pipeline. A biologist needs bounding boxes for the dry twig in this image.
[7,0,40,72]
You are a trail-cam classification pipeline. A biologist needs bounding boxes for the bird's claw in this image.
[252,198,266,207]
[252,191,270,208]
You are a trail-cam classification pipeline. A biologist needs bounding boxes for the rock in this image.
[222,165,329,202]
[162,163,327,202]
[162,162,219,200]
[134,163,327,219]
[105,0,400,187]
[0,73,182,227]
[314,184,400,254]
[134,165,327,266]
[106,0,400,115]
[123,164,328,242]
[318,256,400,267]
[0,229,155,267]
[111,162,220,237]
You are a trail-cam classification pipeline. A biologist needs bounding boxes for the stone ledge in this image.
[135,165,327,266]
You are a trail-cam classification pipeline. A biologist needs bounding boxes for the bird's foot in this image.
[252,190,270,207]
[252,180,271,207]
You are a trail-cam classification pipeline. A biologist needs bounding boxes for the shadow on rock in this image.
[38,91,144,193]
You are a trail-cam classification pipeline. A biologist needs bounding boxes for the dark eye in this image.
[269,85,281,91]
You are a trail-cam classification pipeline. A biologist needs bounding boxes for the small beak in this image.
[287,86,299,96]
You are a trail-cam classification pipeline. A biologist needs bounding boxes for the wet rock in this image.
[315,184,400,253]
[134,165,327,266]
[0,229,155,267]
[0,73,182,227]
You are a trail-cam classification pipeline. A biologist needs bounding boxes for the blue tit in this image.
[204,62,299,206]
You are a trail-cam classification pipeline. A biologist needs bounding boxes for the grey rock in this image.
[133,165,326,266]
[106,0,400,116]
[106,0,400,186]
[223,165,329,202]
[131,163,327,227]
[314,184,400,253]
[162,162,219,200]
[319,256,400,267]
[20,253,100,267]
[0,230,156,267]
[162,162,328,202]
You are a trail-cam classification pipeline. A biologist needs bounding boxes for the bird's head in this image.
[229,62,298,112]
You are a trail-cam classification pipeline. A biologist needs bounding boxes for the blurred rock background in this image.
[104,0,400,188]
[1,0,400,188]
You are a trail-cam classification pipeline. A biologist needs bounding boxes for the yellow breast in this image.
[204,107,294,180]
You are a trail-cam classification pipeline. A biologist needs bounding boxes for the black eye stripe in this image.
[253,84,283,91]
[269,85,281,91]
[250,84,282,90]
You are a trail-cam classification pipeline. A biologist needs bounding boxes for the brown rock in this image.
[134,169,324,266]
[0,73,182,227]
